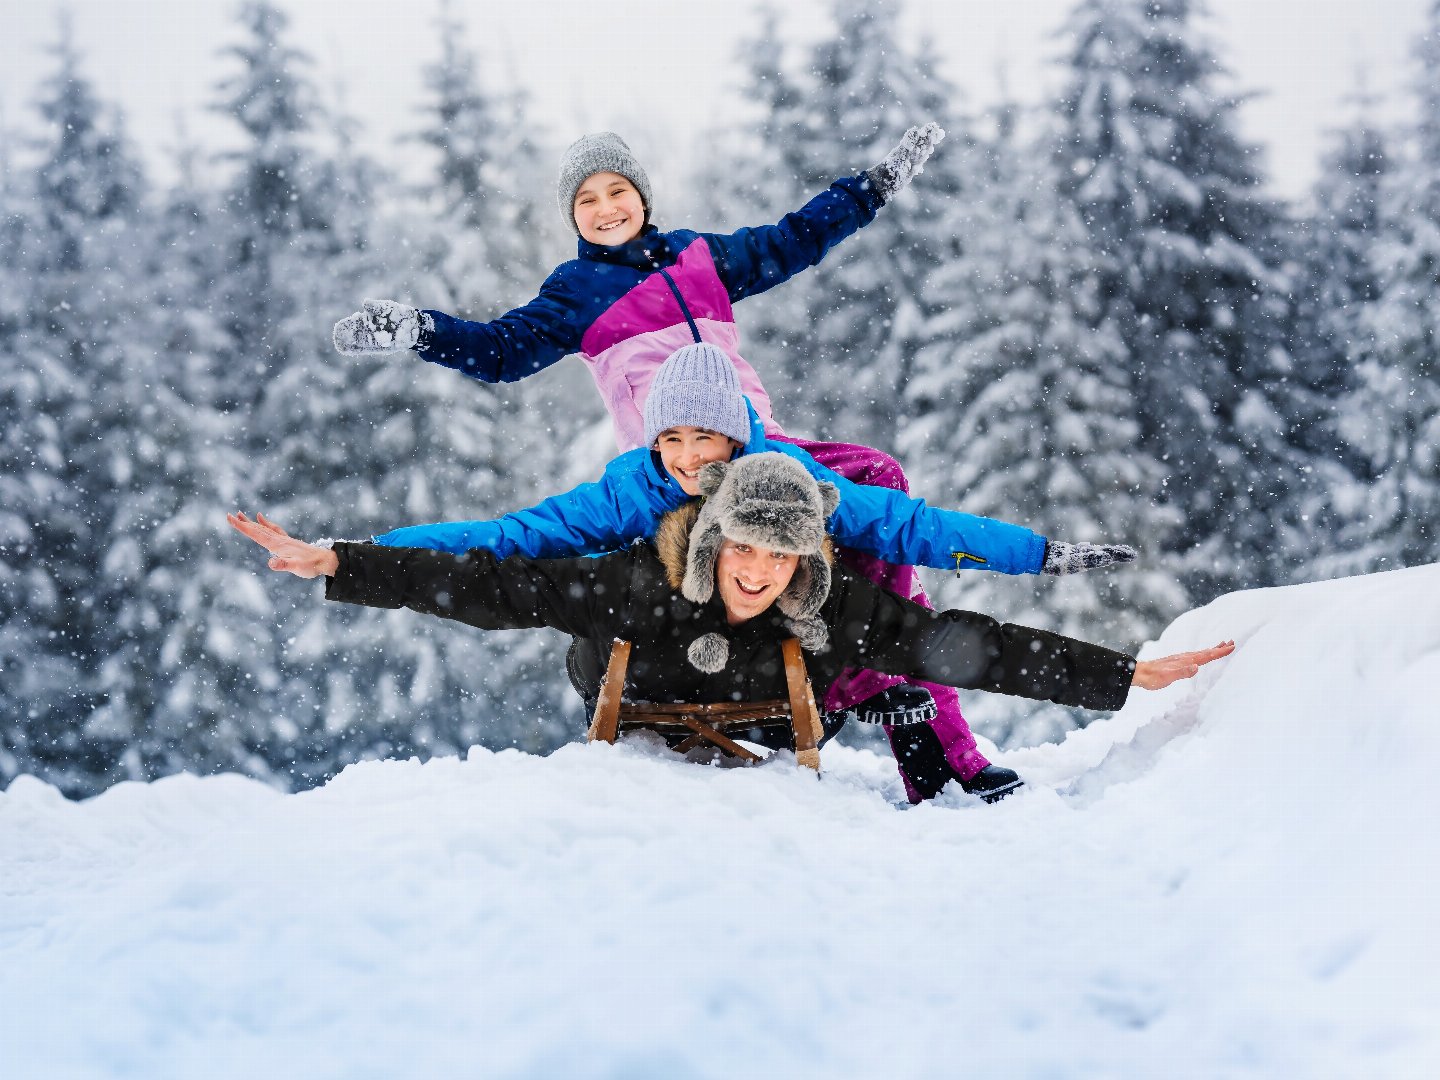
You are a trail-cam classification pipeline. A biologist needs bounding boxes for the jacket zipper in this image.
[657,268,704,344]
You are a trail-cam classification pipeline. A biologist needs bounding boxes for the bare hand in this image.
[227,512,339,579]
[1131,640,1235,691]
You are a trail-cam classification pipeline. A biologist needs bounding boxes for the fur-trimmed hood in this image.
[654,453,839,673]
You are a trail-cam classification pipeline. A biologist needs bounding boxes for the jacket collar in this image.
[576,224,673,269]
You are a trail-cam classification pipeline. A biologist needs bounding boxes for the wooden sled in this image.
[585,638,826,771]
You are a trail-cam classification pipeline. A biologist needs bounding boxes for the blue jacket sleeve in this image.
[703,174,885,303]
[370,451,685,559]
[414,268,586,384]
[765,442,1048,576]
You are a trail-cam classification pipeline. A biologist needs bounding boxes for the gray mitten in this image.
[1042,541,1139,576]
[865,122,946,201]
[332,298,427,356]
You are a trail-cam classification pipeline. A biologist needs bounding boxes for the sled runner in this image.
[585,638,826,770]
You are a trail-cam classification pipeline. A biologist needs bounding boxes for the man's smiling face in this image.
[715,538,798,625]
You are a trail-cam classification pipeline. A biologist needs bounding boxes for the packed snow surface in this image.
[3,566,1438,1079]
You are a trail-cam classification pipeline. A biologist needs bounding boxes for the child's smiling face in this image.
[573,172,646,245]
[654,426,742,496]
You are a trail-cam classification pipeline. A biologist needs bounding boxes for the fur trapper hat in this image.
[679,452,840,672]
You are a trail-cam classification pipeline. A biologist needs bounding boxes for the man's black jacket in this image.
[325,539,1136,714]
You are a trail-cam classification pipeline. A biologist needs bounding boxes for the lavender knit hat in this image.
[643,343,751,449]
[557,132,654,234]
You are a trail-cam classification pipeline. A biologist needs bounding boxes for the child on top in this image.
[331,126,1131,803]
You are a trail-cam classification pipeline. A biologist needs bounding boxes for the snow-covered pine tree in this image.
[408,1,559,304]
[1052,0,1298,601]
[683,6,807,406]
[0,98,52,788]
[699,0,960,451]
[360,4,585,751]
[1350,1,1440,571]
[0,18,155,793]
[1281,81,1392,582]
[902,99,1186,746]
[168,0,498,786]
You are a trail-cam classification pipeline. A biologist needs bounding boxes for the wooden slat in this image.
[673,717,764,762]
[585,639,631,744]
[620,700,791,724]
[782,638,822,772]
[588,638,819,772]
[672,734,708,754]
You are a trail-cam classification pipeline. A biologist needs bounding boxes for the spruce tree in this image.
[700,0,960,451]
[1283,83,1391,581]
[902,102,1185,746]
[0,18,153,792]
[1352,1,1440,571]
[375,4,583,752]
[1053,0,1297,601]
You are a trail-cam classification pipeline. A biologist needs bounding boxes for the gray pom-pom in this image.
[687,632,730,673]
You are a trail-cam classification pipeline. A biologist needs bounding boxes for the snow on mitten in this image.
[1041,541,1139,576]
[865,122,946,201]
[332,298,429,356]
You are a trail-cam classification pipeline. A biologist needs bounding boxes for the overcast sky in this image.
[0,0,1431,201]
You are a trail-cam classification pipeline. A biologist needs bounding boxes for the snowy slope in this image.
[2,566,1438,1080]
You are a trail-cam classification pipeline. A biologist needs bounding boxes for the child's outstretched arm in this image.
[765,440,1136,577]
[368,451,682,560]
[705,123,945,303]
[332,272,586,384]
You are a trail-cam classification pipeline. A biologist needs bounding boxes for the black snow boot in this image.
[826,684,938,728]
[884,717,1026,805]
[884,719,955,802]
[961,764,1024,804]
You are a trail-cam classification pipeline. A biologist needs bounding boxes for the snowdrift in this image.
[2,565,1437,1079]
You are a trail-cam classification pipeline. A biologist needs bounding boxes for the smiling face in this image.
[655,426,742,496]
[715,538,798,626]
[572,171,646,245]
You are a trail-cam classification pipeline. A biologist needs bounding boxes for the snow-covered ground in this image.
[3,566,1437,1080]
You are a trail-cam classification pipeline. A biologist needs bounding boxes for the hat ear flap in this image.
[697,460,729,498]
[777,551,832,655]
[785,615,830,655]
[818,480,841,519]
[777,551,832,623]
[682,520,723,603]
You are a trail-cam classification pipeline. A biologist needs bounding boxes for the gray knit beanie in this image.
[557,132,654,235]
[643,343,751,448]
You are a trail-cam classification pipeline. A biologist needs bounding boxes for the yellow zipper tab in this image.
[953,551,987,576]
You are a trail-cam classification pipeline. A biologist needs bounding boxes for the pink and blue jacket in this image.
[414,174,885,451]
